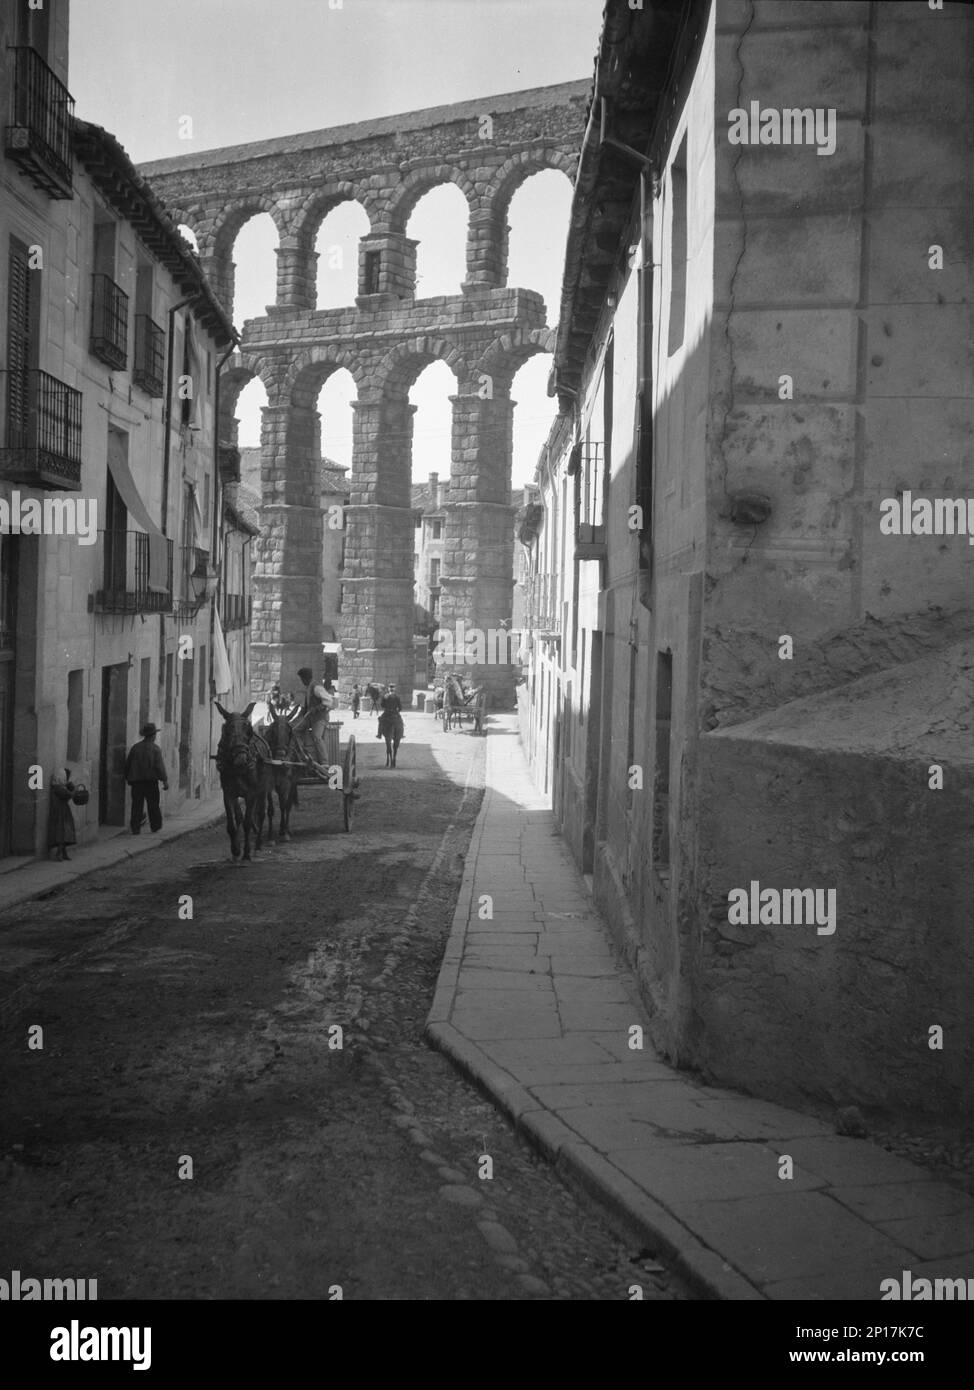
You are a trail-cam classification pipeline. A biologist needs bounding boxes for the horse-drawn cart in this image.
[285,721,358,831]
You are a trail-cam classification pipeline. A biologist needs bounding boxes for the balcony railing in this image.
[0,369,82,490]
[523,575,561,636]
[133,314,164,396]
[5,47,74,198]
[90,274,129,370]
[92,532,174,614]
[222,593,251,630]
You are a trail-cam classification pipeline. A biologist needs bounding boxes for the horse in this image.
[254,704,298,843]
[365,681,382,714]
[378,708,404,767]
[442,674,467,732]
[214,702,273,862]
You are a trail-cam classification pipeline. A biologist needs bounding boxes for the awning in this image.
[107,432,169,593]
[212,608,232,697]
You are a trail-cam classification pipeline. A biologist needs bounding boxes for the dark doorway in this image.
[583,630,603,875]
[179,655,194,791]
[0,535,17,856]
[99,662,129,825]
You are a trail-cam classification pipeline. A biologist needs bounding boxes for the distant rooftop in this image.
[139,80,591,176]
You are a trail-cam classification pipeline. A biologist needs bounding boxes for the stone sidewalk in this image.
[0,796,224,918]
[426,717,974,1300]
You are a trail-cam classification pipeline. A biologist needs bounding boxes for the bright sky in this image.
[69,0,604,487]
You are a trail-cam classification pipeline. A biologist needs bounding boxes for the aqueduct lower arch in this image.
[140,81,587,701]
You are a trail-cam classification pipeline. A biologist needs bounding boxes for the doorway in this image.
[99,662,129,825]
[0,535,16,856]
[179,655,194,791]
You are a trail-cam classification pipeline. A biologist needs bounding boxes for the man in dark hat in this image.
[294,667,333,765]
[124,723,169,834]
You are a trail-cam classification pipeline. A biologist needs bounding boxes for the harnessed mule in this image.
[255,704,298,843]
[215,702,273,862]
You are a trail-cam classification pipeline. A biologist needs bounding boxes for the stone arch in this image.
[486,148,577,224]
[373,335,470,399]
[212,196,288,261]
[386,165,476,234]
[293,182,374,250]
[284,347,368,408]
[473,326,558,394]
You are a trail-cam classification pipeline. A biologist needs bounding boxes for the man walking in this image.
[124,723,169,834]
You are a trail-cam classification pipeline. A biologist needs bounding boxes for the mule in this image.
[365,681,382,714]
[214,702,272,862]
[442,674,466,732]
[255,705,298,843]
[379,709,404,767]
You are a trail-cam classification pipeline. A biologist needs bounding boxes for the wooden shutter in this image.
[6,240,33,447]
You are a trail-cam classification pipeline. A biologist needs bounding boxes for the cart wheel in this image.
[342,736,356,831]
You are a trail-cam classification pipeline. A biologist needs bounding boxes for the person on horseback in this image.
[376,683,402,739]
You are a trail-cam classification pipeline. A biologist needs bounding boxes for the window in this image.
[431,519,442,539]
[139,658,151,731]
[90,220,128,369]
[67,670,84,762]
[164,652,174,723]
[667,135,688,356]
[179,316,202,428]
[103,468,128,594]
[430,558,440,586]
[5,237,39,448]
[133,261,164,396]
[363,250,381,295]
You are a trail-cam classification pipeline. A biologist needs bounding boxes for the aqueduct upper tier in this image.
[140,80,589,701]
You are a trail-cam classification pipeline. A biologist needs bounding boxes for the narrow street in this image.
[0,717,691,1301]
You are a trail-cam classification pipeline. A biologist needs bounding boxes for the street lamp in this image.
[174,554,218,619]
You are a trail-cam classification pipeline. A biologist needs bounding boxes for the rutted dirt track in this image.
[0,716,692,1301]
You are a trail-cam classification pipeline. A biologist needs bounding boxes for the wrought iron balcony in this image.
[5,47,74,198]
[222,593,252,630]
[0,369,82,490]
[91,532,174,614]
[90,274,129,370]
[133,314,164,396]
[523,575,561,637]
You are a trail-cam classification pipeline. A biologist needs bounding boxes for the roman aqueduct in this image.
[141,80,588,701]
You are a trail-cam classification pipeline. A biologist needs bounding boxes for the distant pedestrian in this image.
[124,723,169,834]
[48,767,77,861]
[351,683,362,718]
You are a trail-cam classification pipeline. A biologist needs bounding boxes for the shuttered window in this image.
[6,238,35,448]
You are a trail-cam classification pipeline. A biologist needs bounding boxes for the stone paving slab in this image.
[425,716,974,1301]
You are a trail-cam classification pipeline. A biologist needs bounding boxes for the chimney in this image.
[429,471,439,509]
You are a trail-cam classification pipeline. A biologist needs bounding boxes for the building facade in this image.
[0,0,243,857]
[522,0,974,1116]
